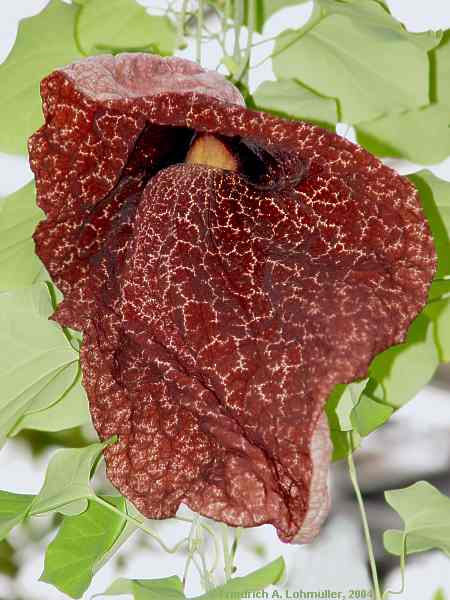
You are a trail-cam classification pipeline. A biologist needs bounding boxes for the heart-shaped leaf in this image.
[0,0,82,154]
[41,496,129,599]
[365,314,439,409]
[0,491,34,541]
[76,0,176,56]
[196,556,285,599]
[273,0,431,123]
[410,171,450,279]
[0,182,44,291]
[97,575,185,600]
[253,79,338,128]
[30,442,107,516]
[384,481,450,557]
[356,105,450,166]
[97,557,285,600]
[0,284,80,447]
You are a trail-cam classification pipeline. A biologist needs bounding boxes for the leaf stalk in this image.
[347,433,383,600]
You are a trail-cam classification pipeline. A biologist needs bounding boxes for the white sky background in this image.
[0,1,450,599]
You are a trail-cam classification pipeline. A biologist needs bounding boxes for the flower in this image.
[29,54,436,543]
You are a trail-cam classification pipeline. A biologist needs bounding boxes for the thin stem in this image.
[225,0,232,21]
[203,524,220,575]
[197,547,214,590]
[202,25,228,53]
[346,434,382,600]
[221,523,232,581]
[177,0,189,48]
[230,527,242,573]
[382,532,407,599]
[249,34,279,47]
[252,52,273,70]
[221,0,231,51]
[235,0,255,83]
[92,496,188,555]
[176,516,220,573]
[233,0,243,65]
[183,515,201,589]
[250,26,308,71]
[182,551,194,589]
[221,524,243,580]
[192,554,208,591]
[196,0,204,63]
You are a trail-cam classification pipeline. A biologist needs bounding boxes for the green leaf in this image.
[325,384,361,460]
[409,171,450,279]
[98,557,285,600]
[0,0,82,154]
[0,491,34,541]
[98,575,185,600]
[93,499,139,573]
[429,279,450,302]
[424,299,450,363]
[356,105,450,165]
[384,481,450,557]
[10,364,91,435]
[327,378,392,439]
[331,429,361,461]
[325,378,392,458]
[315,0,440,51]
[0,182,44,291]
[76,0,176,56]
[433,30,450,107]
[273,0,430,123]
[0,540,17,577]
[327,309,442,459]
[41,496,128,599]
[366,314,439,409]
[326,167,450,454]
[355,23,447,163]
[408,170,450,359]
[248,0,310,33]
[351,394,393,437]
[433,589,447,600]
[196,556,285,599]
[409,30,443,53]
[262,0,310,23]
[30,442,107,516]
[212,0,310,34]
[0,284,80,447]
[333,379,369,432]
[252,79,338,129]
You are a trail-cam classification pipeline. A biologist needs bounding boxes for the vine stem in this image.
[225,0,232,21]
[230,526,242,571]
[382,532,407,599]
[92,496,188,555]
[182,515,201,588]
[233,0,243,65]
[198,548,214,591]
[196,0,204,63]
[221,524,243,581]
[95,490,222,590]
[176,0,189,48]
[221,523,232,581]
[346,433,383,600]
[235,0,255,83]
[176,515,220,574]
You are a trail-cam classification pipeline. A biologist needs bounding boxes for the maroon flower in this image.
[29,54,436,543]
